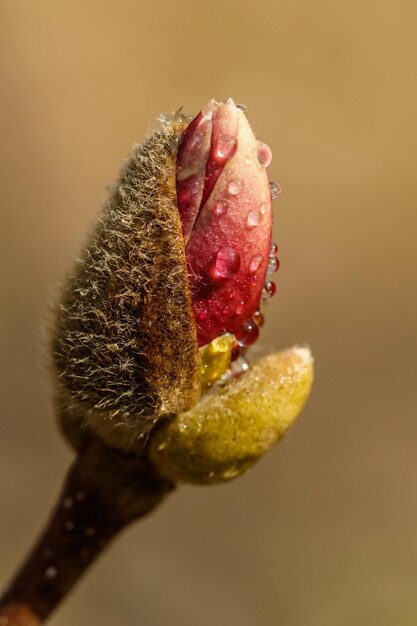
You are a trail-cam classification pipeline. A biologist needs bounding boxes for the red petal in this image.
[177,99,273,347]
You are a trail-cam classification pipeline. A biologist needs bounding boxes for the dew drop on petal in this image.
[236,301,245,315]
[246,209,263,229]
[253,310,265,327]
[257,142,272,167]
[214,134,237,163]
[269,181,282,199]
[270,242,278,256]
[249,254,263,274]
[236,103,247,111]
[227,179,243,196]
[268,256,279,273]
[212,200,228,216]
[262,280,277,299]
[210,246,241,280]
[235,320,260,347]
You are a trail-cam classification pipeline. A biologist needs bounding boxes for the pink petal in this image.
[177,99,273,347]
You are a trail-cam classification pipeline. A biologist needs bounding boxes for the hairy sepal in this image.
[52,113,201,451]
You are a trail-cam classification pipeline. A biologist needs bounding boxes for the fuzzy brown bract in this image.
[52,113,201,451]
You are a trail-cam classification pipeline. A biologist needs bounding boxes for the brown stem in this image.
[0,438,174,625]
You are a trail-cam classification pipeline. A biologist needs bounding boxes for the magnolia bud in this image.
[51,101,310,465]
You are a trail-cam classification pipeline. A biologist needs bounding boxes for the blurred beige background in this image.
[1,1,416,625]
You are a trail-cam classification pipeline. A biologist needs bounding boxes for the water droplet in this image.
[62,497,73,509]
[268,257,279,273]
[236,301,245,315]
[210,246,241,280]
[253,310,265,327]
[236,103,247,112]
[227,179,243,196]
[270,242,278,256]
[212,200,228,216]
[257,142,272,167]
[269,181,282,199]
[213,134,237,163]
[260,203,267,215]
[64,520,75,531]
[45,566,57,579]
[246,209,263,228]
[249,254,263,273]
[262,281,277,299]
[236,320,260,347]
